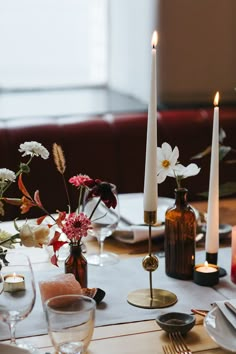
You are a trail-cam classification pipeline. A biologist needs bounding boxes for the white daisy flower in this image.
[157,142,179,183]
[0,168,16,182]
[19,141,49,159]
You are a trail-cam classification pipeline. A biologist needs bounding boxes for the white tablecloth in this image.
[0,247,235,340]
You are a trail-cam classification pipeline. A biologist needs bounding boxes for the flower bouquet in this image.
[0,141,117,269]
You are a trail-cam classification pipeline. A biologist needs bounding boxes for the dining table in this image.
[0,194,236,354]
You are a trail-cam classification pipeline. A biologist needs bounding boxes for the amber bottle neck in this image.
[174,188,188,206]
[69,242,82,255]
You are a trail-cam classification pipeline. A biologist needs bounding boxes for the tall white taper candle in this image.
[143,31,158,215]
[205,92,219,254]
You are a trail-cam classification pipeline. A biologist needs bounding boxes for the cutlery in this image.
[162,344,175,354]
[169,332,192,354]
[225,301,236,316]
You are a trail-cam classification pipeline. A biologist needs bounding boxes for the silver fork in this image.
[162,344,176,354]
[169,332,192,354]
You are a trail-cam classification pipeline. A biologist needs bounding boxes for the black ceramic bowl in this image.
[156,312,195,334]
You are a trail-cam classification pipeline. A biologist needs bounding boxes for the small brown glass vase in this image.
[165,188,196,280]
[64,242,87,288]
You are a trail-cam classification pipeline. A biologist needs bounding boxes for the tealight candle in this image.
[193,261,219,286]
[4,272,25,292]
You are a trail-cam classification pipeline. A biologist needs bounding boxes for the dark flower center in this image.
[73,220,82,228]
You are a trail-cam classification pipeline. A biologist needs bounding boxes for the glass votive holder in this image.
[193,262,219,286]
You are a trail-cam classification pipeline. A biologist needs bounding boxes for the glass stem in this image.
[99,238,104,256]
[9,321,17,344]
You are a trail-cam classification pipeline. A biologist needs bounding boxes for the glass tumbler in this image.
[45,295,96,354]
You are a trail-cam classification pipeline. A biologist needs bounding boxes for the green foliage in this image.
[198,182,236,199]
[193,128,236,199]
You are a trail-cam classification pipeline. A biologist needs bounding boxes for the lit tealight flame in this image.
[214,91,220,106]
[204,261,209,267]
[151,31,158,49]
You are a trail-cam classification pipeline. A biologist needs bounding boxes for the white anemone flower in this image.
[19,141,49,159]
[157,142,179,183]
[172,163,201,179]
[0,168,16,183]
[168,163,201,188]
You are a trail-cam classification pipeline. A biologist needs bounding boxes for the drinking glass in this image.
[84,184,120,266]
[45,294,96,354]
[0,251,37,352]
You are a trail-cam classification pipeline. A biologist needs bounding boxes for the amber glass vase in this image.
[65,242,87,288]
[165,188,196,280]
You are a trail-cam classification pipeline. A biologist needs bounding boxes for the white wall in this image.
[108,0,158,104]
[109,0,236,105]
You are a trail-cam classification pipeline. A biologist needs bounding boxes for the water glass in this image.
[45,295,96,354]
[0,252,37,352]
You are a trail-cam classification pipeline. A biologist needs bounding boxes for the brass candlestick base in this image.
[127,211,178,309]
[127,288,177,309]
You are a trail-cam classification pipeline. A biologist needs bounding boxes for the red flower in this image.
[49,231,68,267]
[62,212,92,241]
[86,179,117,209]
[20,196,36,214]
[69,174,92,187]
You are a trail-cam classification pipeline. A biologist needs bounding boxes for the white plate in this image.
[204,305,236,352]
[0,343,31,354]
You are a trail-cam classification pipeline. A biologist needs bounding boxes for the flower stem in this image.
[2,156,33,196]
[89,197,102,220]
[62,173,71,212]
[0,234,19,246]
[77,186,85,214]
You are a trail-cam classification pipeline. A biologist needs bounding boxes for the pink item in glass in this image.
[231,226,236,284]
[39,273,82,305]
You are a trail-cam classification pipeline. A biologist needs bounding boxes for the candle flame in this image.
[13,272,16,277]
[214,91,219,106]
[204,261,209,267]
[151,31,158,49]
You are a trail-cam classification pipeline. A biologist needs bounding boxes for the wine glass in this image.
[0,251,37,353]
[84,183,120,266]
[45,294,95,354]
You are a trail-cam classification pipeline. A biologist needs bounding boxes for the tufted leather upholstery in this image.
[0,108,235,220]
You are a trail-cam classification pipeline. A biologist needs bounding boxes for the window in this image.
[0,0,108,89]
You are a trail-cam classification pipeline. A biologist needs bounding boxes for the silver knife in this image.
[225,301,236,316]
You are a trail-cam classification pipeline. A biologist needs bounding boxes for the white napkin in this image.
[214,299,236,330]
[113,224,165,244]
[114,194,174,243]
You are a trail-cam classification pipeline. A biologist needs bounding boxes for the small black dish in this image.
[156,312,195,334]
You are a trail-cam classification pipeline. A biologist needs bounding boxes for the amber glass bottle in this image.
[165,188,196,280]
[65,242,87,288]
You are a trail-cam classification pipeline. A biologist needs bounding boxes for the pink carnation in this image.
[69,174,91,187]
[62,212,91,241]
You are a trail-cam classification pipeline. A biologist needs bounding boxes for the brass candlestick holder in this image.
[127,210,177,309]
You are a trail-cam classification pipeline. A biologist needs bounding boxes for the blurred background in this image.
[0,0,235,121]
